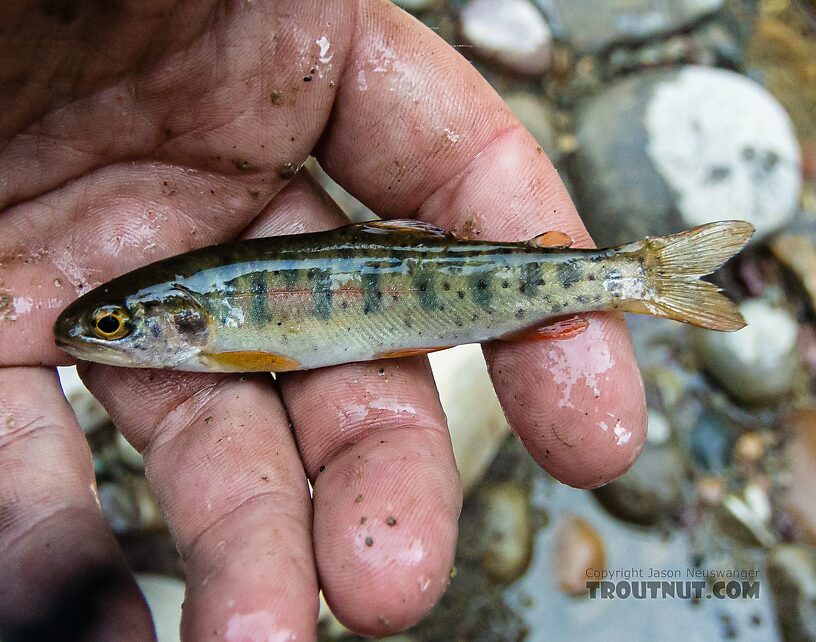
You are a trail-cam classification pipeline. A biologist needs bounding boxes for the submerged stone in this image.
[553,514,605,596]
[767,545,816,642]
[691,299,799,405]
[535,0,724,55]
[460,0,552,75]
[593,443,685,526]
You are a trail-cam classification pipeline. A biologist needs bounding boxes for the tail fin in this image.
[622,221,754,331]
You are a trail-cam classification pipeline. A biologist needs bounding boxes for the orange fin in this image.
[499,316,589,342]
[359,219,452,238]
[202,350,301,372]
[375,346,447,359]
[528,231,573,249]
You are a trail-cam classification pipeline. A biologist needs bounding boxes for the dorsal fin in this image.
[528,231,573,249]
[358,219,452,238]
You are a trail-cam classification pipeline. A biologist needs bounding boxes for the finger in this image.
[0,367,153,641]
[82,366,319,641]
[0,162,280,367]
[246,172,462,636]
[314,2,647,487]
[1,1,351,209]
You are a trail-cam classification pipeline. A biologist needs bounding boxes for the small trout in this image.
[54,219,753,372]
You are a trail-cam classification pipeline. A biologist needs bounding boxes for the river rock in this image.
[570,66,801,246]
[57,366,110,434]
[690,409,732,473]
[479,482,533,583]
[646,408,671,445]
[771,231,816,313]
[691,300,799,405]
[460,0,552,76]
[535,0,724,55]
[593,443,685,525]
[553,514,605,596]
[98,482,141,535]
[136,574,185,642]
[429,345,509,495]
[766,545,816,642]
[785,409,816,546]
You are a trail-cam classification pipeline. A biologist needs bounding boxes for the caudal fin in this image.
[623,221,754,331]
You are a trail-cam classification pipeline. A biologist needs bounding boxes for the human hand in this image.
[0,1,647,639]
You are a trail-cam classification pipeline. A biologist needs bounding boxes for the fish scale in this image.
[54,219,755,372]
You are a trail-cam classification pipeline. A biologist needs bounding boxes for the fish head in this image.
[54,281,213,369]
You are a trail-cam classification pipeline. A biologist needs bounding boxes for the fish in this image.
[54,219,754,372]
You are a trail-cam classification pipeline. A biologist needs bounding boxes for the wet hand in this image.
[0,1,647,639]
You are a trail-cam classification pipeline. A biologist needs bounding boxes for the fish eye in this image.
[91,306,131,340]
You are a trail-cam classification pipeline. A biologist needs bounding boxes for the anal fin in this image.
[375,346,448,359]
[498,315,589,342]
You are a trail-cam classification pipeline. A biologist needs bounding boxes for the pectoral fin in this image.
[499,316,589,342]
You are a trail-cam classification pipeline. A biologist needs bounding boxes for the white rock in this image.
[691,299,799,404]
[135,574,184,642]
[646,66,801,238]
[646,409,671,445]
[429,344,509,495]
[57,366,110,433]
[460,0,552,76]
[480,482,532,583]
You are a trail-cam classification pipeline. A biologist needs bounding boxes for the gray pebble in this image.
[534,0,724,55]
[593,443,685,526]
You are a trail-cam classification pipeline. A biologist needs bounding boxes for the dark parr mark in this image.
[413,271,437,311]
[469,273,492,310]
[282,268,299,291]
[362,267,382,315]
[249,271,269,323]
[556,260,583,289]
[310,269,333,319]
[519,261,541,297]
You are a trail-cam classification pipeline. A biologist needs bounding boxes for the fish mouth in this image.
[54,333,134,366]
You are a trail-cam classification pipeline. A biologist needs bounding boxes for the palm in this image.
[0,1,646,640]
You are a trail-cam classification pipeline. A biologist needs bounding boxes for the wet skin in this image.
[0,1,647,640]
